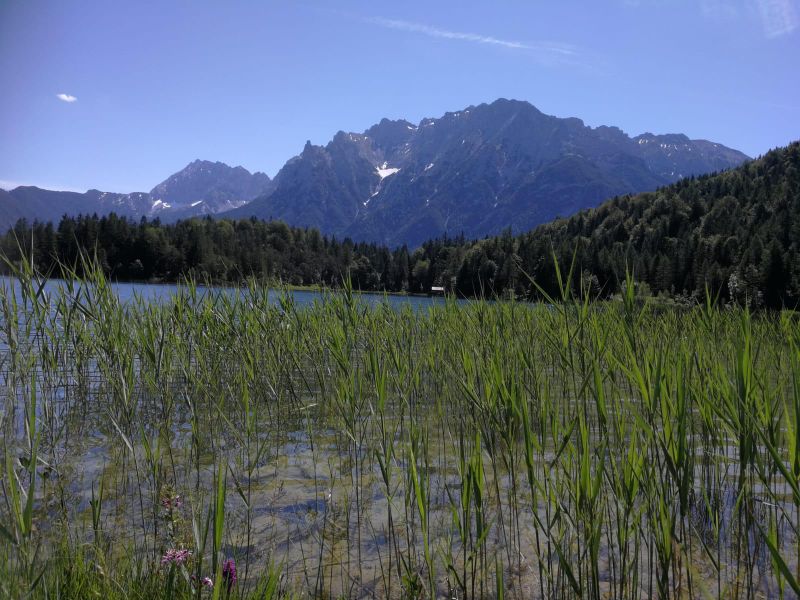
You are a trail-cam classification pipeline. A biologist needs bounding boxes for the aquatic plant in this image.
[0,252,798,598]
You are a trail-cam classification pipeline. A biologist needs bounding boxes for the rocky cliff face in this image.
[226,99,749,247]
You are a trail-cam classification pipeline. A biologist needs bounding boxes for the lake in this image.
[0,275,465,310]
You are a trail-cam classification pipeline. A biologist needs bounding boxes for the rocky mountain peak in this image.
[0,99,752,247]
[224,99,750,248]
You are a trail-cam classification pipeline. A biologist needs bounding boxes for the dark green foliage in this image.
[525,141,800,308]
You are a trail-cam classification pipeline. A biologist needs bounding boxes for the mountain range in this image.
[0,160,274,232]
[1,99,750,247]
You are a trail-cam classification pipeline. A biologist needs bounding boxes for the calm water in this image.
[0,276,464,310]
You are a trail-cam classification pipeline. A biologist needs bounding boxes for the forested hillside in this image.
[524,140,800,307]
[2,142,798,307]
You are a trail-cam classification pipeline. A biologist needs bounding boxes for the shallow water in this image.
[1,279,798,598]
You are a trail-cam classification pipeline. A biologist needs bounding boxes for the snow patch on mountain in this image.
[376,162,400,179]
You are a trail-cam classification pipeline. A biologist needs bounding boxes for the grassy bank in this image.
[1,258,799,599]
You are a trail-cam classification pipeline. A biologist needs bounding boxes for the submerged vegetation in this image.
[1,252,800,599]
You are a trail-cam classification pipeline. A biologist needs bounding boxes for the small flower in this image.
[222,557,237,592]
[161,548,192,566]
[192,574,214,588]
[160,494,183,510]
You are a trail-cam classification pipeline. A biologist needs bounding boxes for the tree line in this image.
[2,142,798,308]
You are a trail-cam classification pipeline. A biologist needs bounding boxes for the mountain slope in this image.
[0,186,151,226]
[244,136,380,232]
[0,161,272,230]
[226,99,749,246]
[149,160,274,214]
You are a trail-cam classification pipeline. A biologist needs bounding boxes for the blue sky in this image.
[1,0,798,192]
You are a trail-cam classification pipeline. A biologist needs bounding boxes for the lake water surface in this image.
[0,276,462,310]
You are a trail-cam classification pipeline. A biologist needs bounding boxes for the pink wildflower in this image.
[160,494,183,510]
[222,557,237,592]
[161,548,192,566]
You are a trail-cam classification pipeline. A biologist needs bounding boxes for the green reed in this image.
[1,254,799,598]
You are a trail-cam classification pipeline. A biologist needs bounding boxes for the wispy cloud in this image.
[56,93,77,103]
[700,0,741,21]
[624,0,798,37]
[754,0,799,37]
[366,17,578,61]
